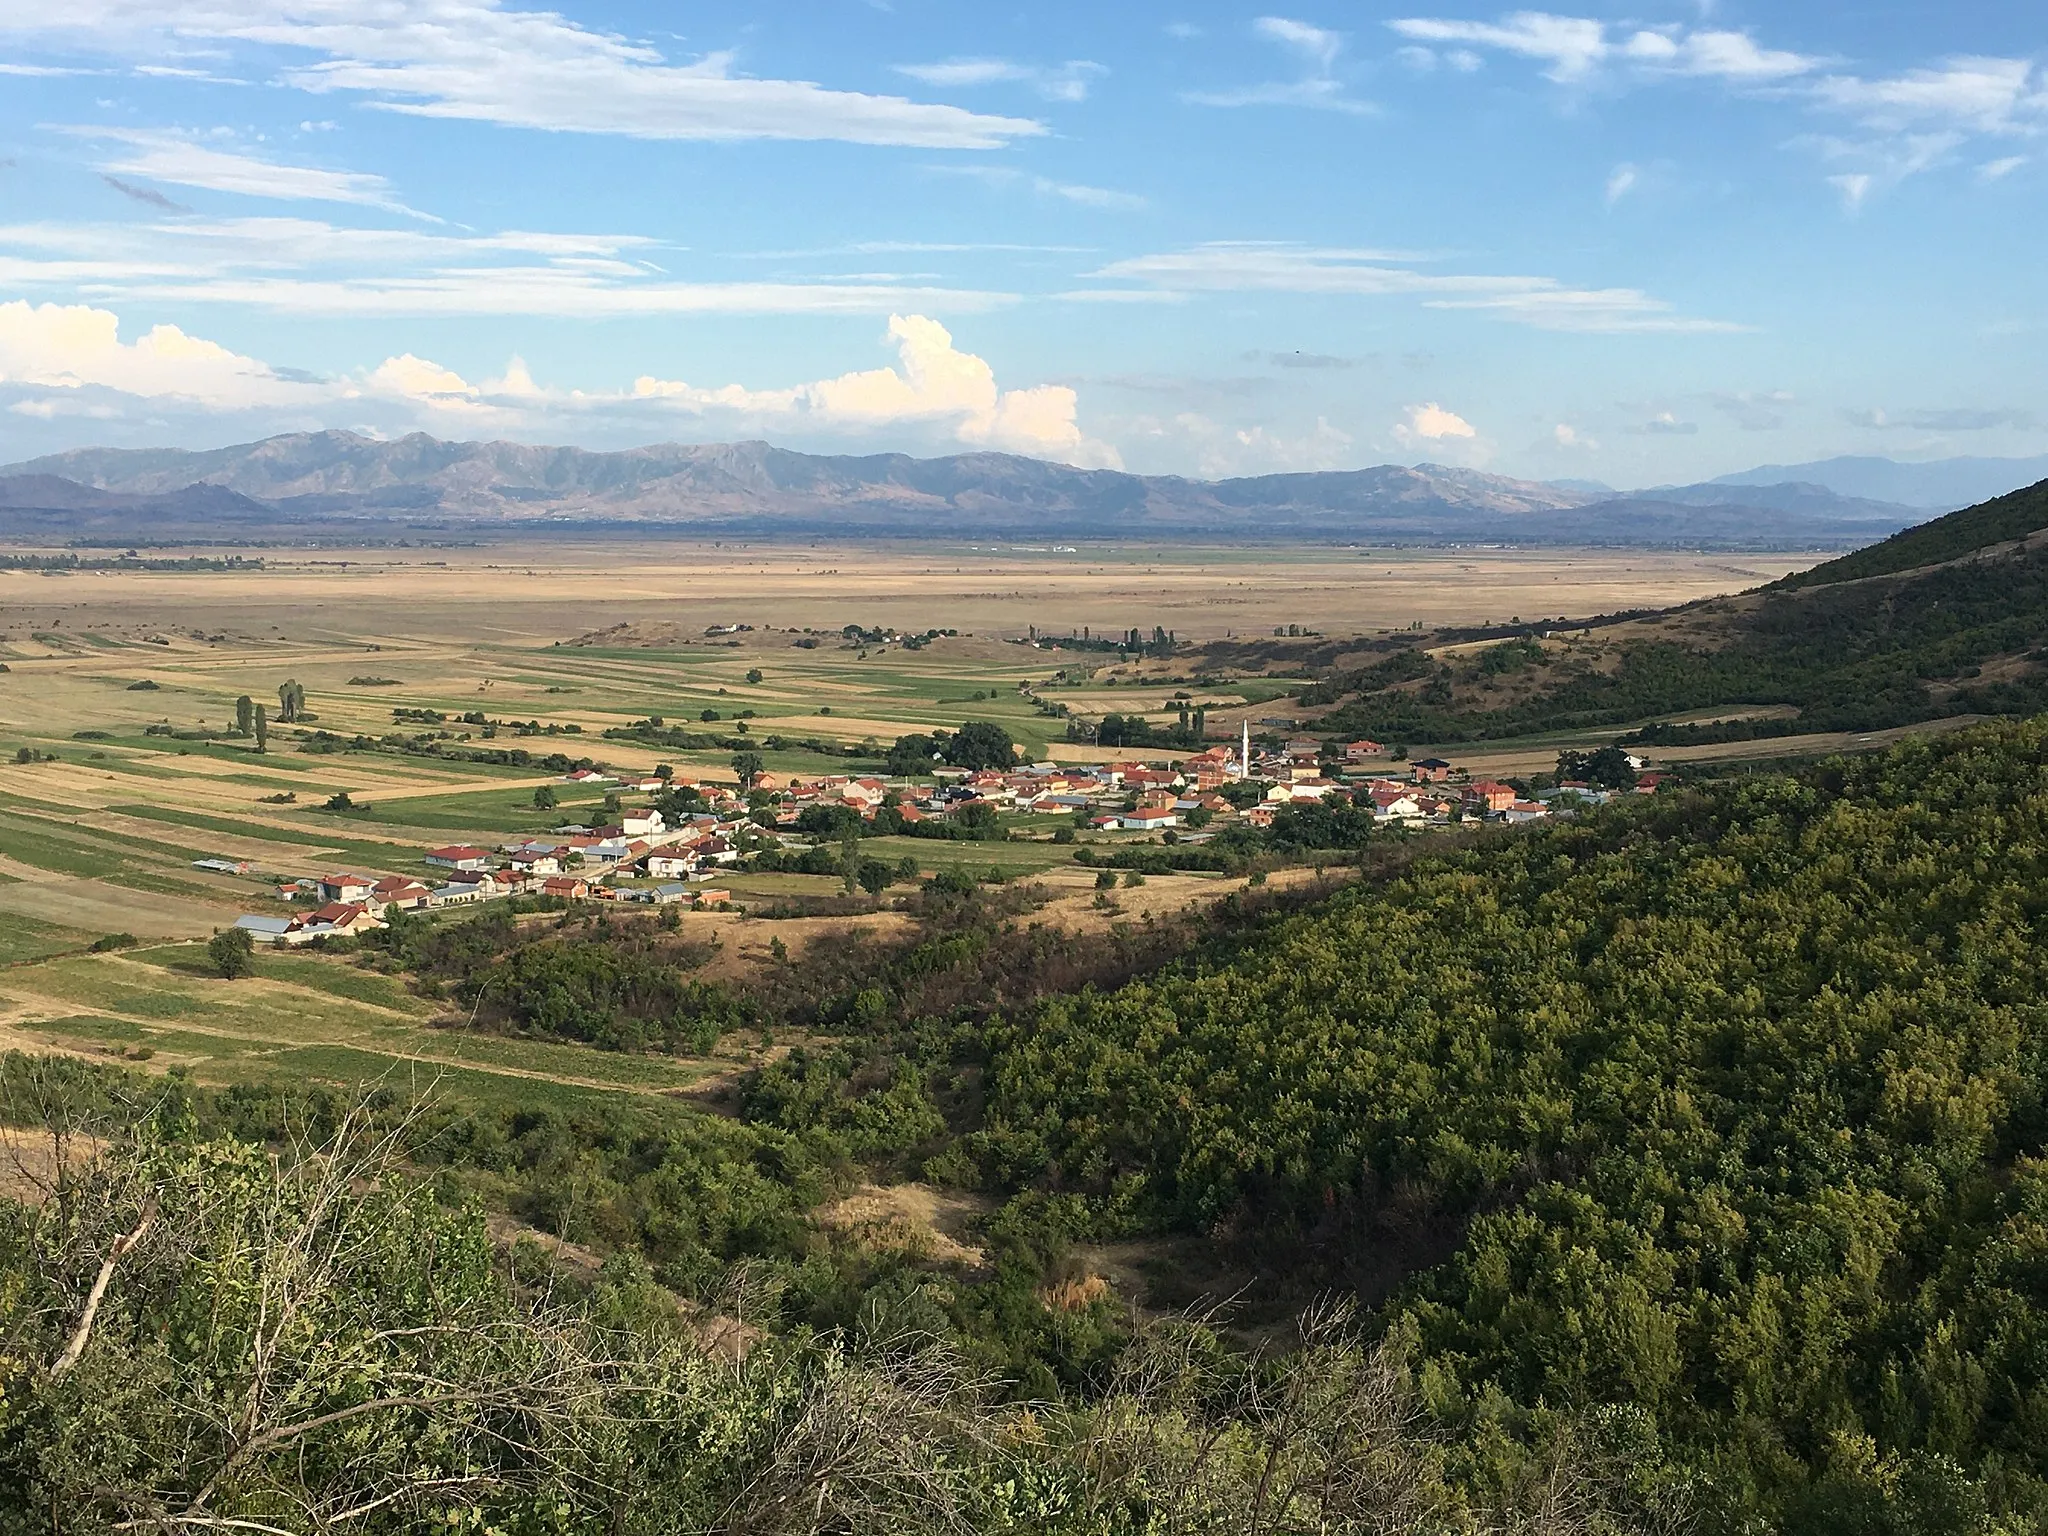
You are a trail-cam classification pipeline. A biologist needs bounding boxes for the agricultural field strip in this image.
[1,951,714,1096]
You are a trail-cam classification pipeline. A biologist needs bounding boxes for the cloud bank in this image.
[0,298,1119,466]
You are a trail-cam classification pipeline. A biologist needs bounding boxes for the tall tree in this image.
[252,703,267,753]
[234,695,253,735]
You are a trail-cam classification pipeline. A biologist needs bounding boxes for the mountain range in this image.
[0,429,2024,549]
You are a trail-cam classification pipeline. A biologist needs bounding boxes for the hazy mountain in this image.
[0,474,276,533]
[1711,453,2048,510]
[0,430,1924,548]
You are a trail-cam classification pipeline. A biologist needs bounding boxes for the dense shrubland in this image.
[0,1078,1657,1536]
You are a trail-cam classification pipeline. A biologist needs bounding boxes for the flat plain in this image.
[0,533,1826,1104]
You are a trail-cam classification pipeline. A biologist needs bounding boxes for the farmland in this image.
[0,532,1826,1110]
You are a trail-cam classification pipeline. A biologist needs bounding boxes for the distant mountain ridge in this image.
[1711,453,2048,509]
[0,429,1926,548]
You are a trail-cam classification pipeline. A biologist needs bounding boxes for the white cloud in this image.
[1553,422,1597,449]
[1628,411,1698,436]
[0,297,1122,465]
[1088,243,1743,333]
[894,58,1106,103]
[1604,163,1638,204]
[1389,13,1608,82]
[1979,155,2027,182]
[1187,15,1374,114]
[61,127,433,217]
[631,313,1119,466]
[0,215,1018,319]
[0,297,304,407]
[1386,13,1815,84]
[0,0,1045,149]
[1814,57,2041,134]
[1397,402,1476,440]
[1257,17,1342,72]
[1829,171,1874,210]
[1106,409,1354,477]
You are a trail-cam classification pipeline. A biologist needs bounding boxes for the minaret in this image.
[1240,720,1251,777]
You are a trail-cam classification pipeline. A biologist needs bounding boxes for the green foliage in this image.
[971,718,2048,1528]
[1555,744,1639,789]
[531,784,558,811]
[942,720,1017,771]
[206,926,253,979]
[1780,475,2048,590]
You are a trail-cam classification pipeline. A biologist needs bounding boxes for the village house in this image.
[425,845,493,871]
[1410,758,1455,782]
[563,768,611,784]
[540,875,590,900]
[301,901,384,938]
[1342,739,1386,761]
[1117,806,1180,831]
[1370,788,1425,822]
[1466,780,1518,815]
[1503,800,1551,824]
[426,883,485,908]
[318,873,379,905]
[372,876,432,911]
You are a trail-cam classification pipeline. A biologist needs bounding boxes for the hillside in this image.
[1300,476,2048,744]
[1776,476,2048,589]
[0,429,1919,547]
[952,718,2048,1530]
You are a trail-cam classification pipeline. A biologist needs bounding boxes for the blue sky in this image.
[0,1,2040,485]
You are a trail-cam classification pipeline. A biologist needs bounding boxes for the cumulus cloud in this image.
[0,298,1119,465]
[1395,402,1476,441]
[0,0,1044,149]
[0,297,303,407]
[633,314,1120,466]
[1553,422,1597,449]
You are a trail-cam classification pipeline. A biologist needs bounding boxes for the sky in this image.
[0,0,2041,487]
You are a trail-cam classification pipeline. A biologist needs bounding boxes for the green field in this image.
[5,943,724,1111]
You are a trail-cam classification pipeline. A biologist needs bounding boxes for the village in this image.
[223,728,1663,947]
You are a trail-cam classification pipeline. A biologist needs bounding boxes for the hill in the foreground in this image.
[965,717,2048,1531]
[1299,476,2048,745]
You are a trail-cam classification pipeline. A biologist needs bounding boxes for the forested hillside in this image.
[1305,477,2048,744]
[962,718,2048,1531]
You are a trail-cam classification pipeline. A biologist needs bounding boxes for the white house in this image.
[620,808,666,838]
[1117,806,1180,831]
[425,845,494,871]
